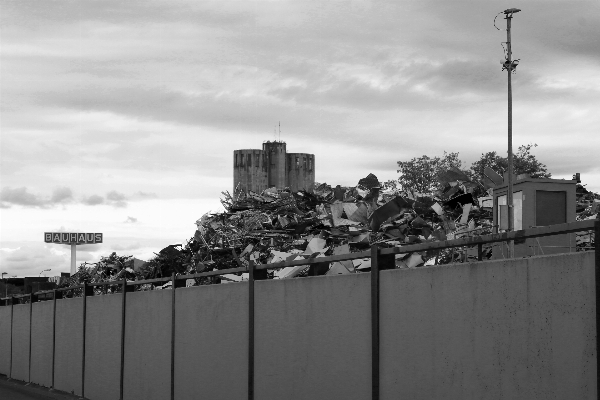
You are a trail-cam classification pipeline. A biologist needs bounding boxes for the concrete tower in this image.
[233,149,268,193]
[233,141,315,193]
[286,153,315,192]
[263,141,287,189]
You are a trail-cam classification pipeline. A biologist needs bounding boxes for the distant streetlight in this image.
[496,7,521,258]
[40,268,51,277]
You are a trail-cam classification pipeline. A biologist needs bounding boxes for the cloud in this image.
[50,186,73,203]
[0,187,44,207]
[0,186,73,208]
[0,242,110,276]
[0,187,149,208]
[82,194,105,205]
[1,0,599,209]
[106,190,128,208]
[0,245,69,275]
[107,190,126,201]
[124,216,138,223]
[132,191,158,199]
[83,191,129,207]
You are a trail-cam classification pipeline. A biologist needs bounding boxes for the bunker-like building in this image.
[233,141,315,193]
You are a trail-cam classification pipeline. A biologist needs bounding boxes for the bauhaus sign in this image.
[44,232,103,244]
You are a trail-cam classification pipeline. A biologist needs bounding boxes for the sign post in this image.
[44,233,103,275]
[71,244,76,275]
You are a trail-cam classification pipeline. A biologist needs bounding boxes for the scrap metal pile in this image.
[187,171,495,281]
[59,252,138,290]
[63,171,598,289]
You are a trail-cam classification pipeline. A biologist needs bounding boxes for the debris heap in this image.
[62,172,598,289]
[189,172,495,280]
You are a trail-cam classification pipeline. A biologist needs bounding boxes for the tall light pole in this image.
[40,268,51,277]
[500,8,521,257]
[1,272,7,298]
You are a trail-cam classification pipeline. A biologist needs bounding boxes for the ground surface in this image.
[0,376,83,400]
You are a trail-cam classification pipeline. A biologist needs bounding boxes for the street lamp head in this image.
[501,59,520,72]
[504,8,521,14]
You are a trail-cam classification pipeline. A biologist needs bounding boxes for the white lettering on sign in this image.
[44,232,103,244]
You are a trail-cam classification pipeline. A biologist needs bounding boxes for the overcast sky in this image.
[1,0,598,277]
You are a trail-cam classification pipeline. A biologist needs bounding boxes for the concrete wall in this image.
[54,297,83,396]
[0,305,11,376]
[11,304,30,382]
[254,274,372,400]
[30,301,54,387]
[380,251,596,400]
[175,283,249,400]
[0,251,596,400]
[84,294,122,400]
[124,290,171,400]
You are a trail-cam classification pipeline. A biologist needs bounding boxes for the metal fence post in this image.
[371,246,380,400]
[248,261,255,400]
[51,290,60,390]
[82,283,92,398]
[171,273,177,400]
[371,246,394,400]
[595,217,599,400]
[120,280,133,400]
[9,297,14,379]
[28,292,38,383]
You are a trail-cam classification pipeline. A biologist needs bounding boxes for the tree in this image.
[395,144,551,197]
[396,152,462,194]
[470,143,551,184]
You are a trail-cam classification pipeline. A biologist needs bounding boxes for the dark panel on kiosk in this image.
[536,190,566,226]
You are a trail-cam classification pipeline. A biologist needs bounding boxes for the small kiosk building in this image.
[492,175,577,259]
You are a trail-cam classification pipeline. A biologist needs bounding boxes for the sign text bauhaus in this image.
[44,232,103,244]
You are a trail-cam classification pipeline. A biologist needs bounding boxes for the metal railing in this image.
[1,218,598,400]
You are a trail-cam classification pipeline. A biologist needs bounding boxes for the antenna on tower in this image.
[278,121,281,142]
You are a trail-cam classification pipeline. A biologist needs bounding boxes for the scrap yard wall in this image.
[84,294,123,400]
[9,304,30,382]
[0,305,10,376]
[53,298,83,396]
[30,301,53,387]
[0,251,596,400]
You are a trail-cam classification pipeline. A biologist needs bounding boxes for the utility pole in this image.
[2,272,7,298]
[500,8,521,257]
